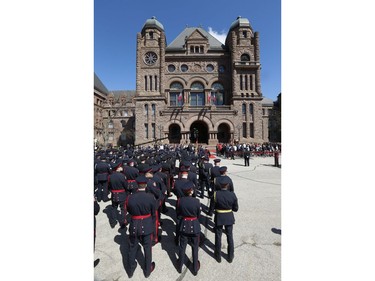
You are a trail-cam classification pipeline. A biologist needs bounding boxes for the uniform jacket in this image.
[108,172,128,202]
[177,196,201,235]
[126,190,156,236]
[210,189,238,226]
[95,161,112,181]
[174,178,194,198]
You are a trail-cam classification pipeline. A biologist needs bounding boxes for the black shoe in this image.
[145,262,155,278]
[94,258,100,267]
[193,260,200,276]
[228,257,233,263]
[215,253,221,263]
[177,260,182,274]
[110,222,117,229]
[129,262,137,278]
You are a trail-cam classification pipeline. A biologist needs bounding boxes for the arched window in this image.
[242,104,246,115]
[190,82,205,106]
[249,103,254,115]
[151,104,156,116]
[211,82,225,105]
[240,54,250,61]
[170,82,184,106]
[191,82,204,90]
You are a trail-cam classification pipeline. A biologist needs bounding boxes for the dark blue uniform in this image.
[123,163,139,193]
[198,159,213,198]
[94,160,112,202]
[126,182,156,278]
[210,187,239,263]
[176,191,201,275]
[108,170,128,228]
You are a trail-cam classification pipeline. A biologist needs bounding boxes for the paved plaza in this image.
[94,154,281,281]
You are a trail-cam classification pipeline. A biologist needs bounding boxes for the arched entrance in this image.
[217,123,231,143]
[190,121,209,144]
[168,124,181,143]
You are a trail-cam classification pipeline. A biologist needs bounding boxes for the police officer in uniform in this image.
[198,156,212,198]
[123,159,139,194]
[209,177,239,263]
[176,181,201,275]
[214,166,234,192]
[94,155,112,202]
[125,175,156,278]
[143,165,163,244]
[108,161,128,229]
[210,159,222,195]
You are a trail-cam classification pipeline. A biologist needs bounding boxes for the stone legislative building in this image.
[94,16,274,147]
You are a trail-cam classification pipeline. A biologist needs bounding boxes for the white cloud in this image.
[207,27,227,44]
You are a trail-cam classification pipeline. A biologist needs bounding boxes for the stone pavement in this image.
[94,154,281,281]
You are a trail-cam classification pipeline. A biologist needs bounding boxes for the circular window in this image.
[181,64,188,72]
[168,64,176,72]
[144,52,158,65]
[219,65,225,73]
[206,64,214,72]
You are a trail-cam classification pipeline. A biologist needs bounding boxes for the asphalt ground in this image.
[94,154,281,281]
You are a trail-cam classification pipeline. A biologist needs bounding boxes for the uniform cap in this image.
[180,166,189,173]
[218,176,231,187]
[140,165,153,174]
[214,159,221,163]
[136,175,148,185]
[219,166,227,173]
[182,181,194,194]
[181,161,191,169]
[110,160,122,170]
[152,164,161,173]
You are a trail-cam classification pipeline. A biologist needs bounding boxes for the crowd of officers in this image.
[94,145,239,278]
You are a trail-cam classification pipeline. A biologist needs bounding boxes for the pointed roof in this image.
[94,73,109,95]
[166,27,225,51]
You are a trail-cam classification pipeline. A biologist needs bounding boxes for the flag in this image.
[178,93,182,101]
[208,93,211,103]
[212,93,216,103]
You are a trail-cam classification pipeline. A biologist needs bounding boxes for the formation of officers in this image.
[94,145,239,278]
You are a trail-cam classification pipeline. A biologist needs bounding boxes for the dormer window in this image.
[189,45,204,54]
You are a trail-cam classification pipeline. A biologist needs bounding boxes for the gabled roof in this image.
[94,73,109,95]
[110,90,136,102]
[166,27,226,51]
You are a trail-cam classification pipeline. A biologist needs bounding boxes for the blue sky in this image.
[94,0,281,101]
